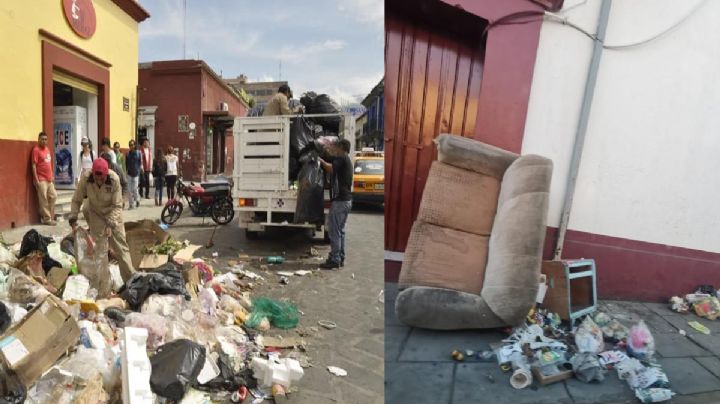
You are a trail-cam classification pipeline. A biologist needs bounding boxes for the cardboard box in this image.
[531,365,573,386]
[139,254,169,270]
[0,295,80,387]
[46,266,71,291]
[124,220,170,269]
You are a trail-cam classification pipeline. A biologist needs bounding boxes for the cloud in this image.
[322,40,346,50]
[337,0,384,28]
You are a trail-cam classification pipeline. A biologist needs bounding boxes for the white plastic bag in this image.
[575,316,604,353]
[47,242,75,269]
[0,244,16,266]
[628,320,655,360]
[75,227,112,299]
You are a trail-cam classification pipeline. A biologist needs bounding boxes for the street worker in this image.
[263,84,303,116]
[318,139,353,269]
[68,158,136,281]
[31,131,57,225]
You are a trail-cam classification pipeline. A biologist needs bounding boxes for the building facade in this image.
[225,75,288,109]
[138,60,248,181]
[0,0,149,229]
[360,79,384,151]
[385,0,719,301]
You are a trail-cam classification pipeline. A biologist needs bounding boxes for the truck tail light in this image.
[239,198,256,207]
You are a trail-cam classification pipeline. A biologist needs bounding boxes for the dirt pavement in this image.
[1,200,385,404]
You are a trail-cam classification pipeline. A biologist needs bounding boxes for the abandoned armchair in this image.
[395,134,553,330]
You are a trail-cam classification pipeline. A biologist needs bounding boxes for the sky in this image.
[138,0,384,105]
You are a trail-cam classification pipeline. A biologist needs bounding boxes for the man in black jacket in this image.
[318,139,353,269]
[126,140,143,209]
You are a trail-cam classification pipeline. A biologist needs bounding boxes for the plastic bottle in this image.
[267,256,284,264]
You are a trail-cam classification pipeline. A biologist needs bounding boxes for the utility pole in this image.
[183,0,187,59]
[279,60,282,81]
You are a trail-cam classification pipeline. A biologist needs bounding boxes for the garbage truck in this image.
[232,113,355,239]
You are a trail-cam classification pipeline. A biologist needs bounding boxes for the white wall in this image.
[522,0,720,253]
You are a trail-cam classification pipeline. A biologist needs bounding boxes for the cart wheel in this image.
[211,198,235,225]
[161,203,183,224]
[245,229,259,240]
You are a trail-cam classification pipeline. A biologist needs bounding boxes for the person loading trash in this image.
[318,139,353,269]
[68,158,136,282]
[263,84,303,116]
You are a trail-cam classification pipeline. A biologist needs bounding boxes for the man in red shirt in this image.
[31,132,57,225]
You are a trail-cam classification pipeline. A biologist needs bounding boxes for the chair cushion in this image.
[399,221,488,295]
[417,161,500,236]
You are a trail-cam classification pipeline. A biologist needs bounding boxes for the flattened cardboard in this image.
[124,220,170,269]
[47,266,71,291]
[139,254,168,270]
[0,295,80,387]
[174,245,202,262]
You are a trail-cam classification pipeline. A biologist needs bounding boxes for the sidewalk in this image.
[1,198,166,244]
[385,283,720,404]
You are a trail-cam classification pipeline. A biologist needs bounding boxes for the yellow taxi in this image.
[352,148,384,204]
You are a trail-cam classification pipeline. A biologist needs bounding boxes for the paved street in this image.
[386,283,720,404]
[2,200,384,404]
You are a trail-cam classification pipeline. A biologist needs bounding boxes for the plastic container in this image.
[510,368,532,389]
[267,256,285,264]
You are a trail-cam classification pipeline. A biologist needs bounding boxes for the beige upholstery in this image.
[396,134,553,329]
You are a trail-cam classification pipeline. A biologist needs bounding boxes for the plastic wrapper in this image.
[119,267,190,310]
[601,319,629,341]
[635,387,675,403]
[246,297,300,329]
[194,353,248,392]
[7,268,49,304]
[125,312,168,350]
[692,296,720,320]
[191,260,214,284]
[669,296,689,313]
[19,229,60,273]
[569,352,605,383]
[141,294,184,318]
[75,228,112,299]
[0,244,16,267]
[627,320,655,360]
[0,269,9,300]
[58,346,120,391]
[294,156,325,224]
[150,339,207,400]
[47,243,75,269]
[574,316,604,353]
[219,295,249,325]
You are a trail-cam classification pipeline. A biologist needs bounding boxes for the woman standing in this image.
[152,148,167,206]
[165,145,180,200]
[78,138,95,180]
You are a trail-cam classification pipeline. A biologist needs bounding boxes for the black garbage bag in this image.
[60,234,75,257]
[289,117,315,158]
[301,92,342,133]
[19,229,60,274]
[0,303,10,335]
[294,155,325,224]
[119,265,190,310]
[194,353,252,392]
[0,365,26,404]
[150,339,206,400]
[104,306,132,325]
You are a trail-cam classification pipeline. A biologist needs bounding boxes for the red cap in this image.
[92,158,109,175]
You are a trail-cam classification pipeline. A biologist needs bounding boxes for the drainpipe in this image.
[553,0,612,260]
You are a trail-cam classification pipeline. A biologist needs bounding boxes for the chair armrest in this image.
[435,134,518,179]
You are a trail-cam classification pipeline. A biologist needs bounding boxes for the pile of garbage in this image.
[669,285,720,333]
[453,308,675,403]
[0,227,307,403]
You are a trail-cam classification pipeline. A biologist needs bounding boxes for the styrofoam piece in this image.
[251,357,304,388]
[62,274,90,301]
[121,327,154,404]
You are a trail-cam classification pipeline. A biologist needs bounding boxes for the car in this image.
[352,149,384,204]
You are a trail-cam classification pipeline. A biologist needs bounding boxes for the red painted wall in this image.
[385,0,543,257]
[139,63,203,180]
[0,140,40,229]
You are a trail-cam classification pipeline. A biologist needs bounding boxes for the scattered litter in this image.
[318,320,337,330]
[378,290,385,303]
[327,366,347,377]
[277,271,294,277]
[635,387,675,403]
[688,321,711,335]
[451,350,464,361]
[212,252,219,258]
[627,321,655,360]
[575,316,604,353]
[679,329,687,336]
[294,270,312,276]
[279,276,290,285]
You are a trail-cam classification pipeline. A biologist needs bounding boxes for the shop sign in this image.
[62,0,97,39]
[123,97,130,111]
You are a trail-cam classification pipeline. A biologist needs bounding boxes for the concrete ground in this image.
[385,283,720,404]
[2,198,385,404]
